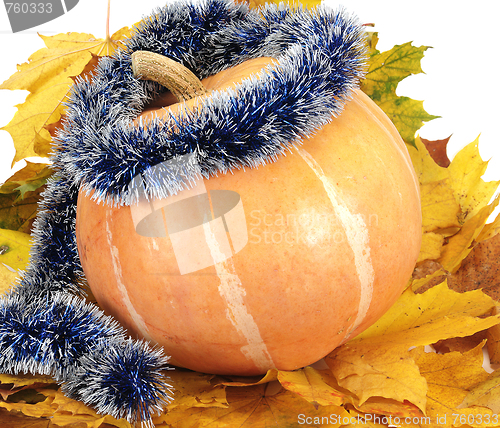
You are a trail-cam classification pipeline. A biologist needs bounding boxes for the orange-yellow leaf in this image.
[0,373,56,402]
[0,395,55,419]
[219,369,278,387]
[42,388,132,428]
[411,343,495,428]
[156,383,350,428]
[353,398,424,420]
[408,136,500,268]
[277,367,345,407]
[341,408,394,428]
[166,370,228,412]
[0,408,50,427]
[326,343,427,413]
[0,373,55,389]
[0,28,131,164]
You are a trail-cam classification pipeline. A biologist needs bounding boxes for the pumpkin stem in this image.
[131,51,208,101]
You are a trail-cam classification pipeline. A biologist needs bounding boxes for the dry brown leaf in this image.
[421,136,451,167]
[447,233,500,299]
[0,408,50,427]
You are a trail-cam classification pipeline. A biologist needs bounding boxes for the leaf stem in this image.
[106,0,111,56]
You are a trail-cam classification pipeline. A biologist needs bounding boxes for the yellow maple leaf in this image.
[166,370,228,412]
[409,136,449,184]
[438,194,499,274]
[1,7,500,427]
[0,228,32,295]
[277,367,345,408]
[458,368,500,414]
[411,343,494,428]
[41,388,132,428]
[352,398,423,421]
[420,178,461,233]
[353,281,500,347]
[326,343,427,413]
[0,27,132,165]
[417,232,444,263]
[221,365,424,421]
[476,211,500,243]
[319,282,500,419]
[219,369,278,387]
[0,393,55,419]
[408,136,500,268]
[447,137,500,223]
[155,383,350,428]
[341,408,393,428]
[0,373,55,389]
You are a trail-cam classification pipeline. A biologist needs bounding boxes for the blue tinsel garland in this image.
[0,0,367,425]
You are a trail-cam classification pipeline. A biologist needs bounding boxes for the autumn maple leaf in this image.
[1,1,500,427]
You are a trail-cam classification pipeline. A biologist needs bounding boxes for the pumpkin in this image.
[75,52,421,376]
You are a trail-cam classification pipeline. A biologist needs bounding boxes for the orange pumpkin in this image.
[76,57,421,376]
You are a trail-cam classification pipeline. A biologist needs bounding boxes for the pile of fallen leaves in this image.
[1,1,500,427]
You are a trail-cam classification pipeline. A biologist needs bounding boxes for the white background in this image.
[0,0,499,187]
